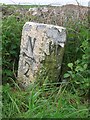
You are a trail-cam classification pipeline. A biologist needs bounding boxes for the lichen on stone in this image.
[36,43,65,84]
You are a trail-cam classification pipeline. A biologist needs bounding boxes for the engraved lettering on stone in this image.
[24,61,30,77]
[23,36,36,78]
[18,22,66,87]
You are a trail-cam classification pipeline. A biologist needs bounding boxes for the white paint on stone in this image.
[18,22,66,88]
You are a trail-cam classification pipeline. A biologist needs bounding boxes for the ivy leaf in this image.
[68,63,73,70]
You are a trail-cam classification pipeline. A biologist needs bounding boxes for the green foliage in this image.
[2,83,89,118]
[2,15,25,83]
[63,23,90,96]
[2,4,90,119]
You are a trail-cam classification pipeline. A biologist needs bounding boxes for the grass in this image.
[2,82,89,118]
[2,4,90,118]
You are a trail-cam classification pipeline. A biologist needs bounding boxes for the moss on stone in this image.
[36,44,64,84]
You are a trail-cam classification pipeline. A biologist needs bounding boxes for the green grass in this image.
[2,4,90,118]
[2,82,89,118]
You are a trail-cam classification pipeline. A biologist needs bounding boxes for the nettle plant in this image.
[64,24,89,96]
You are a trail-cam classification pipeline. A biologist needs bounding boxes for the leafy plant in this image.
[2,4,90,119]
[64,28,89,96]
[2,15,25,83]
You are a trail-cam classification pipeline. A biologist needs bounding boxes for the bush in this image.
[2,15,25,83]
[63,22,90,96]
[2,5,90,118]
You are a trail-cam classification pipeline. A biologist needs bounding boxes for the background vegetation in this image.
[2,4,90,118]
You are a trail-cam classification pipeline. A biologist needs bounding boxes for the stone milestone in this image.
[18,22,66,88]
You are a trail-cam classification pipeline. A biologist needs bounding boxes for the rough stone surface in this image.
[18,22,66,88]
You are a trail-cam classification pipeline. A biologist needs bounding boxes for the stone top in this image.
[24,22,66,33]
[23,22,66,47]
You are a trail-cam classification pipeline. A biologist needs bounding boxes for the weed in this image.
[2,4,89,118]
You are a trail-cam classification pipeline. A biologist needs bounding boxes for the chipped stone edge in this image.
[23,22,66,48]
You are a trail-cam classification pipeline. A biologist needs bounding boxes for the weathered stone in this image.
[18,22,66,88]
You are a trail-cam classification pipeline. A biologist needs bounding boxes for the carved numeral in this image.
[23,36,36,78]
[24,61,30,78]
